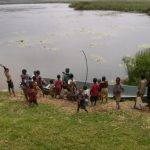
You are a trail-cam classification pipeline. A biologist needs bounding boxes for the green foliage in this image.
[0,93,150,149]
[69,1,150,15]
[122,49,150,85]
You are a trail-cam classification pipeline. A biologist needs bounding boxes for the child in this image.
[90,78,99,106]
[68,74,77,100]
[35,70,44,96]
[113,77,124,110]
[60,84,68,100]
[55,75,63,99]
[48,79,55,97]
[20,69,31,101]
[101,76,108,102]
[138,75,147,102]
[62,68,70,87]
[77,89,88,113]
[26,84,38,106]
[134,91,146,110]
[0,64,15,96]
[83,85,89,105]
[32,76,42,98]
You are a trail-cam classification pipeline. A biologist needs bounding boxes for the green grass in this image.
[69,1,150,16]
[0,92,150,150]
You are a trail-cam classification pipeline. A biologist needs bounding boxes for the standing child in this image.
[0,64,15,96]
[77,89,88,113]
[20,69,30,101]
[138,75,147,101]
[35,70,44,96]
[68,74,77,100]
[113,77,124,110]
[55,75,63,99]
[90,78,99,106]
[101,76,108,102]
[48,80,55,98]
[27,83,38,106]
[83,85,89,105]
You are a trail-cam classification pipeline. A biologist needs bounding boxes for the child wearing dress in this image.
[55,75,63,99]
[113,77,124,110]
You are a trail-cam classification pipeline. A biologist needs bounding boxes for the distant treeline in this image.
[69,1,150,16]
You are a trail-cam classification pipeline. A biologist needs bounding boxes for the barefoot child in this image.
[77,89,88,113]
[55,75,63,99]
[101,76,108,102]
[113,77,124,110]
[20,69,30,101]
[90,78,99,106]
[0,64,15,96]
[48,80,55,98]
[83,85,89,105]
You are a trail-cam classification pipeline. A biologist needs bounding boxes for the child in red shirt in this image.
[55,75,63,98]
[27,84,38,106]
[90,78,99,106]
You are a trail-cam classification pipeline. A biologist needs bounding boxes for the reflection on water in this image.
[0,3,150,90]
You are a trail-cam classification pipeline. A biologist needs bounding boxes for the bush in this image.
[122,48,150,85]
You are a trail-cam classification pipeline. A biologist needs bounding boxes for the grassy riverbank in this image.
[0,92,150,150]
[69,1,150,15]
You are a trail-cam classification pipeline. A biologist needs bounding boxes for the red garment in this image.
[55,80,63,95]
[27,88,37,101]
[90,83,99,96]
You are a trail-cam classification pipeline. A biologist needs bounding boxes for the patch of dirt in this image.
[12,94,150,114]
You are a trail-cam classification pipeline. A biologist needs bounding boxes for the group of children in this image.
[0,65,150,111]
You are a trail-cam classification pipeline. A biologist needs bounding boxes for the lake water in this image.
[0,3,150,90]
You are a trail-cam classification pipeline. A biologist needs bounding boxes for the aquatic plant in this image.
[69,1,150,16]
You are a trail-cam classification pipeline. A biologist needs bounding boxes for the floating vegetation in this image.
[70,1,150,16]
[89,43,98,48]
[112,25,136,30]
[89,54,106,64]
[96,11,120,17]
[51,47,59,52]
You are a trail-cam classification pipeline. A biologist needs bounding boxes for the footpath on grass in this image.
[11,93,150,114]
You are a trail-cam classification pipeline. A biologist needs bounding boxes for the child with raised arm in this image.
[113,77,124,110]
[0,64,15,96]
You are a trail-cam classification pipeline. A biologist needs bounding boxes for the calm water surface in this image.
[0,3,150,90]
